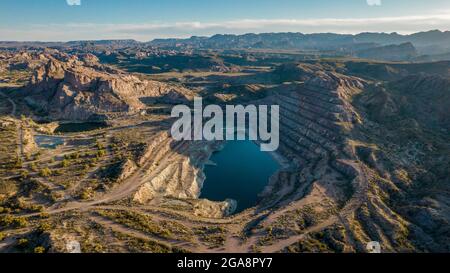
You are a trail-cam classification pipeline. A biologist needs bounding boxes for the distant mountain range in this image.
[150,30,450,54]
[1,30,449,61]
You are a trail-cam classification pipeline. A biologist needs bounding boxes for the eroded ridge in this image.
[1,47,449,253]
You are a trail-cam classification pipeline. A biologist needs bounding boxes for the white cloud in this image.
[367,0,382,6]
[2,12,450,41]
[66,0,81,6]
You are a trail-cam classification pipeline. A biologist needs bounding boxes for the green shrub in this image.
[21,170,29,179]
[17,238,28,248]
[30,204,44,213]
[34,246,46,253]
[13,158,22,169]
[39,212,50,219]
[61,159,70,168]
[39,168,52,177]
[38,222,52,232]
[14,217,28,228]
[30,162,38,172]
[79,189,93,200]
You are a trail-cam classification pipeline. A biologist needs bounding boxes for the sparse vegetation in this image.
[39,167,52,177]
[0,35,448,254]
[194,226,227,248]
[34,246,46,253]
[96,210,181,240]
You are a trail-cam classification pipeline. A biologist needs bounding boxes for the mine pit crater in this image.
[200,138,281,214]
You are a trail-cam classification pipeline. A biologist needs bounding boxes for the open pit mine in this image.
[0,42,449,253]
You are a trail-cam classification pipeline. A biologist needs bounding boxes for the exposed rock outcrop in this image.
[193,199,237,218]
[24,57,194,120]
[117,159,138,182]
[256,67,450,252]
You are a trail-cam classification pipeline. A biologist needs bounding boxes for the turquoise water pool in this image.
[200,140,279,213]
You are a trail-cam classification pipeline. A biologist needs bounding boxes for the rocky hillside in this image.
[276,60,450,82]
[348,74,450,252]
[23,55,194,120]
[355,43,418,61]
[1,45,449,253]
[362,75,450,131]
[248,65,450,252]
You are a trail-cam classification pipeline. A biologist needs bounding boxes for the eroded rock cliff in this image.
[25,56,194,120]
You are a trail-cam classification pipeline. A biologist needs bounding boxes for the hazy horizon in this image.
[0,29,447,43]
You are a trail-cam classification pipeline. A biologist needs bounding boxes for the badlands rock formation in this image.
[244,64,450,252]
[25,57,194,120]
[1,46,448,252]
[260,70,366,208]
[243,69,414,252]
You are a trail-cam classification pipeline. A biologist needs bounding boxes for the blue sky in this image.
[1,0,449,41]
